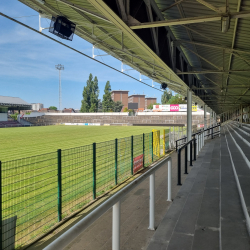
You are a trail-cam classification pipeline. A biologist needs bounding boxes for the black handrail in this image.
[177,138,196,185]
[175,123,220,151]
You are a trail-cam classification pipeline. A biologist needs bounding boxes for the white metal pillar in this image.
[148,173,155,230]
[204,105,207,140]
[167,159,172,202]
[187,89,192,161]
[112,201,121,250]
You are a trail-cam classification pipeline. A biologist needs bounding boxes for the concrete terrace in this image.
[147,126,250,250]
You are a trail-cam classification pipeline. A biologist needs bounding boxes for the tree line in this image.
[80,73,123,113]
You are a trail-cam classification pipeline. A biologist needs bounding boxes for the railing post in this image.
[196,135,199,156]
[212,126,214,139]
[219,124,221,137]
[151,132,153,163]
[112,201,120,250]
[148,173,155,230]
[167,158,172,201]
[131,136,134,175]
[0,161,2,249]
[190,141,193,166]
[185,146,188,174]
[177,149,182,185]
[93,143,96,199]
[115,139,118,185]
[194,138,196,161]
[143,133,145,167]
[176,140,178,152]
[57,149,62,222]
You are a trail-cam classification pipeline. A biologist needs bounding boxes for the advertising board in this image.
[170,104,179,112]
[133,154,143,174]
[179,104,187,111]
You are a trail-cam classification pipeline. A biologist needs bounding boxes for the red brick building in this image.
[145,97,157,109]
[128,95,145,109]
[111,90,129,111]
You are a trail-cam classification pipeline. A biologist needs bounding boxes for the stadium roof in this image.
[15,0,250,114]
[0,96,31,110]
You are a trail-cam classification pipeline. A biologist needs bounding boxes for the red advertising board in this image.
[133,154,143,174]
[170,104,179,112]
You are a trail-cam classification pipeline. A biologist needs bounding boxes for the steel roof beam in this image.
[130,10,250,29]
[160,0,186,12]
[56,0,111,23]
[174,40,250,55]
[177,70,250,74]
[180,44,221,70]
[196,0,224,13]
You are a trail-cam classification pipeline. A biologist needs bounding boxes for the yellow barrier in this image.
[152,129,160,158]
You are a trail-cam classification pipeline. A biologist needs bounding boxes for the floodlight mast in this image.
[55,64,64,112]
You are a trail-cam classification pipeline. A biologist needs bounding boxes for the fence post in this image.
[112,201,121,250]
[0,161,2,249]
[57,149,62,222]
[163,130,165,156]
[190,141,193,166]
[185,146,188,174]
[115,139,118,185]
[131,136,133,175]
[93,143,96,199]
[177,149,182,185]
[151,132,153,163]
[143,133,145,167]
[194,138,196,161]
[167,158,172,201]
[212,126,214,139]
[148,173,155,230]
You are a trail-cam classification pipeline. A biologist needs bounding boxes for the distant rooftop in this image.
[0,96,31,110]
[128,94,146,97]
[111,90,129,92]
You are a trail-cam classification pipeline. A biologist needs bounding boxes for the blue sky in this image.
[0,1,165,109]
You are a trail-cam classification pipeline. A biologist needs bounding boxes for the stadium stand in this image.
[23,113,206,126]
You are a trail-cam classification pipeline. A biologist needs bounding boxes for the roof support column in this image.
[187,89,192,161]
[204,104,207,132]
[240,105,243,124]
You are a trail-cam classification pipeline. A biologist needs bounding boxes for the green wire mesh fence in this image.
[0,130,169,249]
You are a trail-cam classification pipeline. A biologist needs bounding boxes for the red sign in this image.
[170,104,179,112]
[133,154,143,174]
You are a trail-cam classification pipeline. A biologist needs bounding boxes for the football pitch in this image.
[0,125,169,162]
[1,125,170,249]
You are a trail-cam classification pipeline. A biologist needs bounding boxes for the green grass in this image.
[0,125,168,162]
[0,125,169,249]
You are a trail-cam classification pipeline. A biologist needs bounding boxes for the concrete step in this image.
[147,132,250,250]
[221,131,250,249]
[146,140,217,250]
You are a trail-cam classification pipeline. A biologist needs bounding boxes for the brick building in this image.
[128,95,145,109]
[145,97,157,109]
[111,90,129,111]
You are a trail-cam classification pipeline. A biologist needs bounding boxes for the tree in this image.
[102,81,114,112]
[123,107,128,112]
[112,101,123,112]
[167,94,186,104]
[49,106,57,110]
[98,99,102,112]
[161,89,172,104]
[81,74,99,112]
[147,102,160,109]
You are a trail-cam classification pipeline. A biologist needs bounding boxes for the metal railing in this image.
[177,138,197,185]
[44,156,172,250]
[176,123,221,186]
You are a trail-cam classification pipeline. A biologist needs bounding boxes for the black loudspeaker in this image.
[161,83,168,90]
[49,16,76,41]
